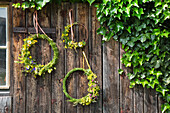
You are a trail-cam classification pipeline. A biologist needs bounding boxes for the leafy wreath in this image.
[62,9,88,50]
[15,11,59,78]
[63,52,100,106]
[63,68,100,106]
[62,22,87,49]
[16,34,59,78]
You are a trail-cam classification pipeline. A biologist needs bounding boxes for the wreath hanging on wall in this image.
[61,9,88,50]
[15,11,59,78]
[63,52,100,106]
[62,9,100,106]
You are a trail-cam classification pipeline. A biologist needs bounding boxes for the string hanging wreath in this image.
[15,11,59,78]
[63,52,100,106]
[16,34,59,78]
[61,9,88,50]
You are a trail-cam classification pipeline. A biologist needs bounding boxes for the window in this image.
[0,6,9,89]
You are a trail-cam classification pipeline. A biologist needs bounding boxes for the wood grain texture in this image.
[134,86,144,113]
[103,39,120,113]
[77,3,90,113]
[144,88,158,113]
[64,3,78,113]
[37,5,52,113]
[51,3,65,113]
[120,44,134,113]
[0,96,12,113]
[90,5,102,113]
[25,9,39,113]
[12,5,26,113]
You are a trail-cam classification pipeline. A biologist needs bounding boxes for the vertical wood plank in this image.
[134,86,144,113]
[90,4,102,113]
[158,96,163,113]
[37,5,52,113]
[12,4,26,113]
[103,39,120,113]
[144,88,158,113]
[0,96,12,113]
[51,3,65,113]
[120,44,134,113]
[77,3,90,113]
[64,3,78,113]
[26,9,39,113]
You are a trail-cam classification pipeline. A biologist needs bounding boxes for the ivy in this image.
[96,0,170,112]
[12,0,99,10]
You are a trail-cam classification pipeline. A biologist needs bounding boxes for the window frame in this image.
[0,5,10,89]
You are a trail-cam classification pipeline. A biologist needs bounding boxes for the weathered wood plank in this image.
[0,96,12,113]
[64,3,78,113]
[144,88,158,113]
[51,3,65,113]
[12,5,26,113]
[120,44,134,113]
[158,96,163,113]
[134,86,144,113]
[25,9,39,113]
[103,38,120,113]
[77,3,90,113]
[89,4,103,113]
[37,5,52,113]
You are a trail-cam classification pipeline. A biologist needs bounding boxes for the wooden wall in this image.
[9,2,161,113]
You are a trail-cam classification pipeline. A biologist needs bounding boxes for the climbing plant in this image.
[12,0,98,10]
[96,0,170,112]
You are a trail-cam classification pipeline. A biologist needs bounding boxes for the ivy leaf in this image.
[139,8,144,15]
[140,35,146,43]
[156,87,169,97]
[120,37,129,45]
[154,60,161,68]
[118,69,124,75]
[87,0,95,6]
[110,7,118,14]
[37,0,50,8]
[127,73,135,80]
[161,103,170,113]
[129,80,136,88]
[97,27,107,36]
[140,79,149,87]
[155,1,162,7]
[116,22,124,32]
[154,71,162,79]
[103,0,110,5]
[115,13,121,19]
[132,0,139,7]
[127,41,135,47]
[127,26,131,33]
[142,0,147,3]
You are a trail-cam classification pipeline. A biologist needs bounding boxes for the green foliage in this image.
[12,0,98,10]
[96,0,170,112]
[15,34,59,78]
[63,68,100,106]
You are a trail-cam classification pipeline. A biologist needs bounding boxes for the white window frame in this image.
[0,6,10,89]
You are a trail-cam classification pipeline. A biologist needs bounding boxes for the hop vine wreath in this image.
[16,34,59,78]
[63,68,100,106]
[61,22,88,50]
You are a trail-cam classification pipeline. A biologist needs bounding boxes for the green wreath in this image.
[63,68,100,106]
[61,22,88,50]
[16,34,59,78]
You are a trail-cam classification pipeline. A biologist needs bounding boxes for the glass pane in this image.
[0,8,7,46]
[0,49,6,85]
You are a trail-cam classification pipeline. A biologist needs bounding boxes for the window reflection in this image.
[0,49,6,85]
[0,8,6,46]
